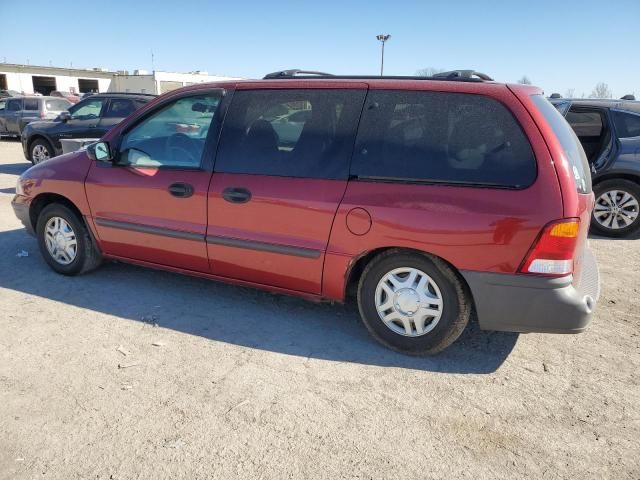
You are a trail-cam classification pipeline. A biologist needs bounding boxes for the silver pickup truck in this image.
[0,96,71,136]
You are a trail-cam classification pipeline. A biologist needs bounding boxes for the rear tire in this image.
[29,138,54,164]
[357,250,471,355]
[591,179,640,238]
[36,203,102,275]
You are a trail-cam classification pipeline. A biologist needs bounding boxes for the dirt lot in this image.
[0,138,638,480]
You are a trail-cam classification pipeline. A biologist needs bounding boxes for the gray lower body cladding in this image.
[462,246,600,333]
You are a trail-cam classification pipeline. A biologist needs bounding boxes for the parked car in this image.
[21,92,155,163]
[12,69,600,355]
[50,90,80,104]
[550,97,640,237]
[0,89,23,98]
[0,96,72,137]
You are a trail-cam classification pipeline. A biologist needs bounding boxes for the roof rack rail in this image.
[430,70,494,81]
[261,69,494,82]
[263,69,334,79]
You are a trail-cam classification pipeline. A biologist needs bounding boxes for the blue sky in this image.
[1,0,638,98]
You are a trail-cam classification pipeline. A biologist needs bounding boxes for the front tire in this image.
[591,179,640,238]
[357,250,471,355]
[36,203,102,275]
[30,138,54,164]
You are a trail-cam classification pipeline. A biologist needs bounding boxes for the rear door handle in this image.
[222,187,252,204]
[168,182,194,198]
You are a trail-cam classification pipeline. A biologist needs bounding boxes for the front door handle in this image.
[168,182,194,198]
[222,187,252,204]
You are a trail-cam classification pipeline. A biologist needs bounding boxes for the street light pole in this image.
[376,34,391,76]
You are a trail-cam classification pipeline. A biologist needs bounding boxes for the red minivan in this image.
[12,70,600,355]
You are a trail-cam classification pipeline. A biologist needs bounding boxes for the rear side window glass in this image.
[351,90,536,188]
[103,99,136,118]
[23,98,39,111]
[565,110,603,137]
[531,95,591,194]
[612,111,640,138]
[216,89,367,179]
[45,99,71,111]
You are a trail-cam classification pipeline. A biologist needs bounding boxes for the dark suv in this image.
[21,92,155,163]
[550,97,640,237]
[12,70,600,355]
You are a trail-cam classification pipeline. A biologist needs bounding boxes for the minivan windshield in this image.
[532,94,591,194]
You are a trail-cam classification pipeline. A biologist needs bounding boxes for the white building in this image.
[0,63,240,96]
[109,70,240,95]
[0,63,114,95]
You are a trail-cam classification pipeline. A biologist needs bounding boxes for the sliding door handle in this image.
[222,187,252,204]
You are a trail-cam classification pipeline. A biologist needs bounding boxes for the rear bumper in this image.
[462,247,600,333]
[12,194,34,236]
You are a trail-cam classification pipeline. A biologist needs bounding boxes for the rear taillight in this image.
[40,112,46,119]
[519,219,580,276]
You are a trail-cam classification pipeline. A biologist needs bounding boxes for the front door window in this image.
[119,94,221,168]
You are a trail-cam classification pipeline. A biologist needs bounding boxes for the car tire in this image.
[29,138,54,164]
[591,179,640,238]
[357,249,471,355]
[36,203,102,276]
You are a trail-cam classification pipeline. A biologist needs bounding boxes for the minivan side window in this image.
[351,91,536,188]
[215,89,367,179]
[118,92,222,168]
[612,111,640,138]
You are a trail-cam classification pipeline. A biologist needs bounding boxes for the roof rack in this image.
[430,70,494,81]
[262,68,494,82]
[263,69,334,79]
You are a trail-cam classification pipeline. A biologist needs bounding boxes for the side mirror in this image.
[87,141,113,163]
[58,111,70,122]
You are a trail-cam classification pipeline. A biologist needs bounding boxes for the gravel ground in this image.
[0,138,638,480]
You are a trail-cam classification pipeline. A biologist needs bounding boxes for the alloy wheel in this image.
[594,189,639,230]
[32,144,51,163]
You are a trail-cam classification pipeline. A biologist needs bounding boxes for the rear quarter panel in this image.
[323,83,564,301]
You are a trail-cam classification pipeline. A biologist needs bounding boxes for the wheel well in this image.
[593,173,640,188]
[344,247,472,301]
[29,193,83,231]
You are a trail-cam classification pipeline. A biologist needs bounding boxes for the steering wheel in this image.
[166,133,199,165]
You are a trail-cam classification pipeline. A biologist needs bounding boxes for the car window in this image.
[612,111,640,138]
[45,99,71,111]
[531,94,591,194]
[565,109,603,137]
[69,98,105,120]
[23,98,39,111]
[119,92,222,168]
[215,89,366,179]
[103,99,136,119]
[351,90,536,188]
[7,99,21,111]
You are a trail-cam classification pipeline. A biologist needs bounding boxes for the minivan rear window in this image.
[531,94,591,194]
[351,91,536,188]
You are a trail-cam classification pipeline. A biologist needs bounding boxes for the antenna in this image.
[151,50,155,72]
